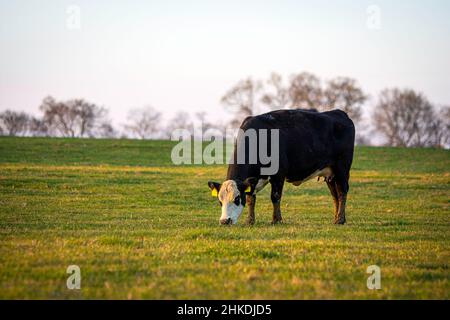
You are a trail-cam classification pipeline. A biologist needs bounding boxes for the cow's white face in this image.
[208,180,251,225]
[208,178,258,225]
[217,180,244,225]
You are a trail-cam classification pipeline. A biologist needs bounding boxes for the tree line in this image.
[0,96,202,140]
[1,72,449,148]
[221,72,449,148]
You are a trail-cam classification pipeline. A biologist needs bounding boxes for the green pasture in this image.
[0,137,448,299]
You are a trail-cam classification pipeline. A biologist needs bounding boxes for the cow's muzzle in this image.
[220,218,232,225]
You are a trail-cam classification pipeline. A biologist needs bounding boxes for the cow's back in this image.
[236,109,355,181]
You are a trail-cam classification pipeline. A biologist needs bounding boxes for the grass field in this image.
[0,137,449,299]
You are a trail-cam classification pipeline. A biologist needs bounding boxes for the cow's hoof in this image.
[271,219,283,225]
[246,219,255,226]
[334,219,346,225]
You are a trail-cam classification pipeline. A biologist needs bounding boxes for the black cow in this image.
[208,109,355,225]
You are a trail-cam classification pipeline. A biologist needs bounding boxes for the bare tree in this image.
[95,122,118,138]
[39,96,106,137]
[165,111,193,137]
[323,77,366,122]
[221,78,262,127]
[195,111,216,132]
[288,72,323,110]
[40,96,74,137]
[261,72,291,109]
[442,107,450,147]
[0,110,30,136]
[29,117,49,137]
[261,73,367,123]
[124,106,162,139]
[73,99,107,137]
[373,88,444,147]
[355,134,371,146]
[428,106,450,148]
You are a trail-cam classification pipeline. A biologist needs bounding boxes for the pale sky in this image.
[1,0,450,127]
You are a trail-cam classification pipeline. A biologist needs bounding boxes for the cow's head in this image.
[208,178,258,225]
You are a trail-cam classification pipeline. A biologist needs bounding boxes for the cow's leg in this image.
[270,179,284,224]
[246,194,256,225]
[334,177,349,225]
[326,180,339,218]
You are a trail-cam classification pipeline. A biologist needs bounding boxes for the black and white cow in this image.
[208,109,355,225]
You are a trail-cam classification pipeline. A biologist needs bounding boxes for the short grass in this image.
[0,137,449,299]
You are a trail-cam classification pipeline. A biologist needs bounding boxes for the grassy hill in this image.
[0,137,449,299]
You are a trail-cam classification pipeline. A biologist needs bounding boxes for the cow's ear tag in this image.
[245,186,251,193]
[211,188,218,197]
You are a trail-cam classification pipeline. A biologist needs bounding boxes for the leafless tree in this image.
[0,110,30,136]
[261,72,291,109]
[39,96,107,137]
[194,111,215,133]
[427,106,449,148]
[29,117,49,137]
[373,88,445,147]
[221,78,262,127]
[40,96,74,137]
[261,73,366,122]
[73,99,107,137]
[124,106,162,139]
[165,111,193,137]
[323,77,366,122]
[288,72,323,110]
[95,122,118,138]
[262,72,321,110]
[355,134,371,146]
[442,107,450,147]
